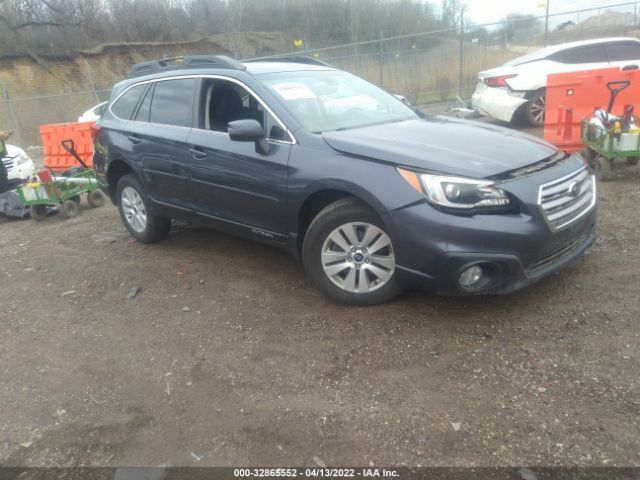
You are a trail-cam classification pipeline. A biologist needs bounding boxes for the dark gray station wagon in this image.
[93,55,596,305]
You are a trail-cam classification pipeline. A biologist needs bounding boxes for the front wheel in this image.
[595,155,613,182]
[116,174,171,243]
[30,204,47,221]
[523,89,546,127]
[302,198,401,305]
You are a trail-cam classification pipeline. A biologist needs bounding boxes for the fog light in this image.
[458,265,484,290]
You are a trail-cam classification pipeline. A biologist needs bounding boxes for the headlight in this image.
[397,168,513,213]
[15,153,31,165]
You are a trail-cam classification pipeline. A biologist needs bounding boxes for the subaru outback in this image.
[93,55,596,305]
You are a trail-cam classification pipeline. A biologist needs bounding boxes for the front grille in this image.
[2,157,13,173]
[528,233,587,271]
[538,166,596,231]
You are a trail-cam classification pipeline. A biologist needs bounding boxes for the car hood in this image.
[322,117,558,179]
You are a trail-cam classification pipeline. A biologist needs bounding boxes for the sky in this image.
[464,0,636,26]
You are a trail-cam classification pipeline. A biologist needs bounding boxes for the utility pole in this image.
[459,7,464,98]
[544,0,550,47]
[635,0,638,29]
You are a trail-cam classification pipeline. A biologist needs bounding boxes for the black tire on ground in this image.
[116,174,171,243]
[61,199,79,219]
[580,148,595,164]
[522,89,546,127]
[0,160,8,194]
[626,157,639,166]
[29,204,47,221]
[302,198,402,306]
[87,190,104,208]
[595,156,613,182]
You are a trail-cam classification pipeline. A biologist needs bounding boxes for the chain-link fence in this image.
[0,1,638,148]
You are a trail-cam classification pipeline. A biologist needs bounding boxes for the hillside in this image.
[0,32,287,145]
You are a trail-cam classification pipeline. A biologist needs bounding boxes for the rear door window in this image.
[149,79,196,128]
[548,45,607,64]
[604,42,640,62]
[111,84,147,119]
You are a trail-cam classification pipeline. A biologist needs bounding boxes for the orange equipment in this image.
[40,121,95,171]
[544,66,640,153]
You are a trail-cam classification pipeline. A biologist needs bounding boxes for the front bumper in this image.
[471,83,528,123]
[384,167,597,295]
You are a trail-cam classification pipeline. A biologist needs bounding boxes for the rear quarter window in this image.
[604,42,640,62]
[548,45,607,64]
[111,84,147,119]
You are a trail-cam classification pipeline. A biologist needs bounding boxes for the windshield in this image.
[256,70,417,133]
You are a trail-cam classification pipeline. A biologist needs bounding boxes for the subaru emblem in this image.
[568,181,581,197]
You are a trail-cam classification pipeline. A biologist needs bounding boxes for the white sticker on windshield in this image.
[272,82,316,100]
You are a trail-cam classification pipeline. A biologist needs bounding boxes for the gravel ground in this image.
[1,121,640,468]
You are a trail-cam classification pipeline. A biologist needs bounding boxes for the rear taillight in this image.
[484,74,517,88]
[90,123,101,141]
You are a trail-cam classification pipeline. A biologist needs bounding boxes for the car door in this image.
[604,41,640,69]
[185,77,292,241]
[129,78,197,210]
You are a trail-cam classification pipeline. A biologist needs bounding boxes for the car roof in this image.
[504,37,640,66]
[111,58,337,97]
[244,61,335,75]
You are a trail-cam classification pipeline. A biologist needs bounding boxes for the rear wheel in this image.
[61,199,79,219]
[116,174,171,243]
[523,89,546,127]
[302,198,401,305]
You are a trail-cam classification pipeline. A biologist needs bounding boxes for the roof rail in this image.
[245,56,331,67]
[128,55,246,78]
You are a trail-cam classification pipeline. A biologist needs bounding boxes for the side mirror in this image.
[228,119,270,155]
[228,119,264,141]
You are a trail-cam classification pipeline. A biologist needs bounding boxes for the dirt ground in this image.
[1,122,640,468]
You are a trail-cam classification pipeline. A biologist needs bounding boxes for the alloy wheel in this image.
[530,95,546,125]
[121,186,147,233]
[320,222,395,293]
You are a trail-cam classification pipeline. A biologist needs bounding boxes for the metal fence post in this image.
[544,1,550,47]
[0,81,23,147]
[378,31,384,87]
[84,59,101,103]
[459,8,464,98]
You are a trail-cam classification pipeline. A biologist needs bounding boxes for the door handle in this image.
[127,135,142,145]
[189,147,208,160]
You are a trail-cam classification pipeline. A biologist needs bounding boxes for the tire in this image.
[71,195,81,205]
[626,157,639,166]
[61,199,79,219]
[87,190,104,208]
[30,204,47,221]
[116,174,171,243]
[302,198,401,305]
[580,148,595,164]
[0,160,8,194]
[595,155,613,182]
[523,89,546,127]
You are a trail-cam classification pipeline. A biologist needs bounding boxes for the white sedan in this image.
[472,37,640,127]
[78,101,107,123]
[2,144,35,182]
